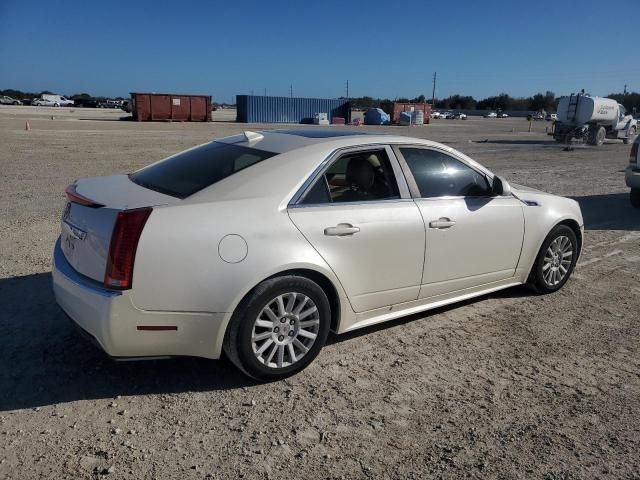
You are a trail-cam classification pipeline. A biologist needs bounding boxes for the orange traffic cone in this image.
[25,121,30,131]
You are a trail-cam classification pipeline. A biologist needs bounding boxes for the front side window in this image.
[400,147,491,198]
[300,148,400,204]
[130,142,276,198]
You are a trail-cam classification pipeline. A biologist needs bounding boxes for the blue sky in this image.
[1,0,639,101]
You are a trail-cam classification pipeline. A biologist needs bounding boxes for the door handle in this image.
[429,218,456,229]
[324,223,360,236]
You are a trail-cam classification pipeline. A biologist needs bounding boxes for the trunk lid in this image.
[60,175,177,282]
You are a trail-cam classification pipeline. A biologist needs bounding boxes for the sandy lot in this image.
[1,106,639,479]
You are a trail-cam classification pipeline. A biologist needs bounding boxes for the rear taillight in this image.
[104,208,152,290]
[65,184,104,208]
[631,141,639,165]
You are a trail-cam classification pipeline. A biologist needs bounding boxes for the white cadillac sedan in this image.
[53,130,583,381]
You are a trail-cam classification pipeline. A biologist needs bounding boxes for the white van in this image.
[33,94,74,107]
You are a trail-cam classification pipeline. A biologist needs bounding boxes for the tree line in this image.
[3,88,640,114]
[349,91,640,113]
[0,89,126,102]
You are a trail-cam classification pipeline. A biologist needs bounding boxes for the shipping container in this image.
[236,95,351,124]
[380,102,432,124]
[130,93,212,122]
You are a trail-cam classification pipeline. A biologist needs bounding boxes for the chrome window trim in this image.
[288,144,411,208]
[288,198,416,209]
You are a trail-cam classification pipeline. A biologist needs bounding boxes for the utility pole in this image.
[290,84,293,98]
[346,80,349,99]
[624,84,628,95]
[431,72,437,105]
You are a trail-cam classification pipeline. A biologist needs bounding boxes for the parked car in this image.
[452,112,467,120]
[546,113,558,121]
[497,112,509,118]
[484,112,497,118]
[431,111,442,119]
[33,94,74,107]
[32,97,58,106]
[442,111,455,119]
[53,130,584,381]
[532,112,545,121]
[98,99,124,109]
[626,135,640,207]
[0,95,22,105]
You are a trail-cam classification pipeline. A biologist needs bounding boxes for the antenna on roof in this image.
[243,131,264,143]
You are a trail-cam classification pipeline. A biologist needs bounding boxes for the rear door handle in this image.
[429,218,456,229]
[324,223,360,236]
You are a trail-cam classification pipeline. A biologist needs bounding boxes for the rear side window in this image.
[130,142,276,198]
[299,148,400,205]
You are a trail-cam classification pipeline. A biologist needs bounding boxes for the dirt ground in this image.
[1,106,639,479]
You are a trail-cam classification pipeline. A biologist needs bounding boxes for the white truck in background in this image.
[553,92,637,146]
[32,94,74,107]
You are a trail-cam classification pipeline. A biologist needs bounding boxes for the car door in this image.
[394,146,525,299]
[288,145,426,313]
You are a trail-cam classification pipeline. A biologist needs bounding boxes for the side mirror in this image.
[492,175,512,196]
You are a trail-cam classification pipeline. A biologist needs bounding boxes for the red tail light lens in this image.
[631,141,639,165]
[65,184,104,208]
[104,208,152,290]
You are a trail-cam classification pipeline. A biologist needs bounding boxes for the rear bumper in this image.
[625,165,640,189]
[52,238,227,359]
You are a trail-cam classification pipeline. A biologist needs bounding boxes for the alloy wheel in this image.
[251,292,320,369]
[542,235,573,287]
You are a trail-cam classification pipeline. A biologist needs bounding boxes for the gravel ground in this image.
[1,106,639,479]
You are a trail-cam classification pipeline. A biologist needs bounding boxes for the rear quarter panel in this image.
[130,197,347,317]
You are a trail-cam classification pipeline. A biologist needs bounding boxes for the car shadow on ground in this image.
[571,192,639,231]
[1,272,537,411]
[0,273,256,412]
[328,285,536,346]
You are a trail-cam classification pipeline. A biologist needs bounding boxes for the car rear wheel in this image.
[529,225,578,293]
[223,275,331,381]
[631,188,640,208]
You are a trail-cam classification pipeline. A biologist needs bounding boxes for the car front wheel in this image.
[223,275,331,381]
[530,225,578,293]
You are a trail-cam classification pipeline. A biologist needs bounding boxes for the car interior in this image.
[301,149,400,204]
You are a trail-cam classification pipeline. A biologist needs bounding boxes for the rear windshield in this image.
[129,142,276,198]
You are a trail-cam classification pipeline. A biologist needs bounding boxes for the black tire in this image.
[587,126,606,146]
[223,275,331,382]
[623,127,636,145]
[631,188,640,208]
[529,224,578,294]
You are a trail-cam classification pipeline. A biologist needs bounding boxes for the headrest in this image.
[346,157,375,191]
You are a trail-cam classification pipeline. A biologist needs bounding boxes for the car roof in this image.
[215,129,441,154]
[187,129,491,205]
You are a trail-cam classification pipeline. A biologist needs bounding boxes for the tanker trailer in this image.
[553,93,637,146]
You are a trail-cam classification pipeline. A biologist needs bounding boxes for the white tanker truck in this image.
[553,93,637,146]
